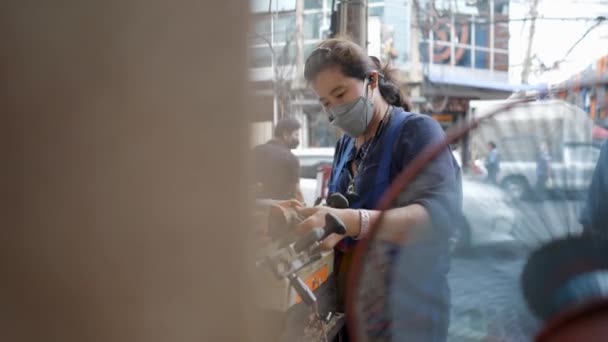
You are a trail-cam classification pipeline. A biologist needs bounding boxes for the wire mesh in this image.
[346,76,608,342]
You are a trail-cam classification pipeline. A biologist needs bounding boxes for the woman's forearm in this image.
[312,204,431,243]
[369,204,431,243]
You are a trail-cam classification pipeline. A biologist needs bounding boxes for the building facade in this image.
[557,54,608,138]
[249,0,517,148]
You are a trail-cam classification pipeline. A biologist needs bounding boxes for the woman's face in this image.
[311,66,373,112]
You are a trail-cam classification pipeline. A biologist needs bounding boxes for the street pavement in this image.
[447,198,584,341]
[449,250,538,341]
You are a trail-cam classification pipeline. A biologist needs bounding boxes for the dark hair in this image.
[304,38,410,111]
[274,117,301,138]
[488,141,497,148]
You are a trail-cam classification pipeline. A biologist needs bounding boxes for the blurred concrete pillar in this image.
[0,1,259,341]
[338,0,368,50]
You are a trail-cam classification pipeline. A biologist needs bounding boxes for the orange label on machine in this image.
[295,264,329,304]
[431,114,454,123]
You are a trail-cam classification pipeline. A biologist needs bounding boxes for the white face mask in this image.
[327,82,373,137]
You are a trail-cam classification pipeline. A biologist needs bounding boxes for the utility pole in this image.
[270,0,278,124]
[409,0,424,114]
[295,0,304,87]
[295,0,306,146]
[520,0,541,84]
[337,0,368,50]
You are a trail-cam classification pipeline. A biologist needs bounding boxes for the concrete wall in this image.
[1,1,267,341]
[251,121,274,146]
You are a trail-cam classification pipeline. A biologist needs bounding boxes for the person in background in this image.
[535,142,552,201]
[485,141,500,184]
[579,141,608,237]
[253,117,304,201]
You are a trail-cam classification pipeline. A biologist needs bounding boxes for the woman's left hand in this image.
[295,207,360,251]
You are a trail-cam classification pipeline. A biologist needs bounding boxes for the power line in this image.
[561,16,607,62]
[412,15,604,28]
[506,16,605,23]
[258,2,605,28]
[519,16,608,76]
[411,1,605,27]
[568,0,608,4]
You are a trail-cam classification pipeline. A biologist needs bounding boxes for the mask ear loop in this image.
[364,76,375,130]
[364,72,385,127]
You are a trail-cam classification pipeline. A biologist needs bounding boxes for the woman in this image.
[295,38,462,341]
[535,142,552,201]
[484,141,500,184]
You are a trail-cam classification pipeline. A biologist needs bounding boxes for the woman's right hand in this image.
[276,199,306,210]
[295,207,360,250]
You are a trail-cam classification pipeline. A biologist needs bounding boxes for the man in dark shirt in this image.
[253,117,304,201]
[580,141,608,236]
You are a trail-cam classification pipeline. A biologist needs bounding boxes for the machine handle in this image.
[293,227,324,253]
[326,192,349,209]
[288,273,317,306]
[321,213,347,240]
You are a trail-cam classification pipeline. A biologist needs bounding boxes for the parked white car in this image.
[468,99,599,199]
[453,177,521,250]
[295,148,335,206]
[299,178,319,206]
[293,148,334,179]
[496,140,601,199]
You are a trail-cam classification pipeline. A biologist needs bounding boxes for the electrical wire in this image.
[561,17,607,63]
[518,16,607,75]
